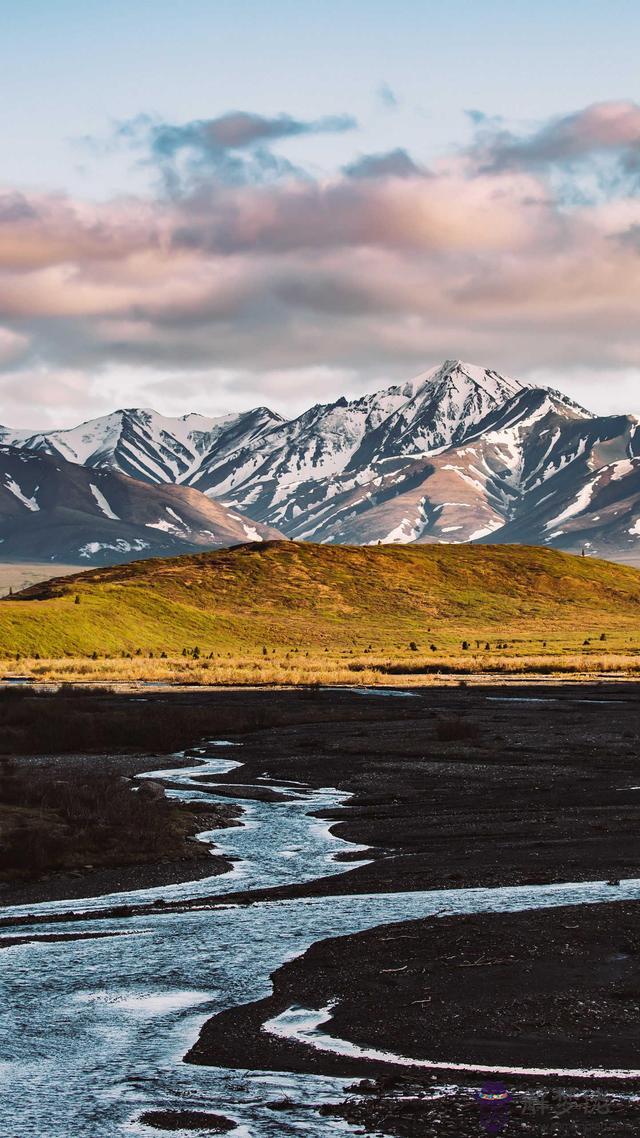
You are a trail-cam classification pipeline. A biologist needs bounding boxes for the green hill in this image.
[1,541,640,660]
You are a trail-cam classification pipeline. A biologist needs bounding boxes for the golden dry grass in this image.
[3,649,640,688]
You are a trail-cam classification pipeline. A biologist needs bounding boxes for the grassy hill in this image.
[1,541,640,683]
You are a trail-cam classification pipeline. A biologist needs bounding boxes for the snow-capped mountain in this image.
[344,361,527,470]
[1,406,284,486]
[0,446,281,565]
[2,359,640,560]
[307,392,637,553]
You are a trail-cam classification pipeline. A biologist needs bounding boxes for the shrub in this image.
[434,717,481,743]
[0,760,193,877]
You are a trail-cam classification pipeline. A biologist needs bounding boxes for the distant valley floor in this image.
[0,561,84,597]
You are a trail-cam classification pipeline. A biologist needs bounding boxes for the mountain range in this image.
[0,445,279,564]
[1,359,639,564]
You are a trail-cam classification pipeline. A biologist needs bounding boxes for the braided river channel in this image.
[3,740,640,1136]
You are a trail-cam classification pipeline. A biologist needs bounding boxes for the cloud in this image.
[1,102,640,425]
[472,100,640,185]
[614,222,640,251]
[343,148,425,179]
[465,109,501,127]
[0,326,29,366]
[377,83,399,110]
[167,165,551,258]
[117,110,358,190]
[0,193,39,223]
[142,110,357,155]
[0,366,97,427]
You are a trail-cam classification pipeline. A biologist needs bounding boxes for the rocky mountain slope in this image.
[1,406,284,487]
[0,446,280,564]
[2,360,639,559]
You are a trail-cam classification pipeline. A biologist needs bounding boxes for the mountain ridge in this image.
[1,359,639,561]
[0,444,282,565]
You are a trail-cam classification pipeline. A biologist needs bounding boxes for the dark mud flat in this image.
[139,1109,236,1132]
[4,682,640,908]
[220,682,640,897]
[0,852,232,907]
[191,901,640,1135]
[321,1080,640,1136]
[7,682,640,893]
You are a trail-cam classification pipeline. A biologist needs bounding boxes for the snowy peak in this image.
[0,361,534,491]
[423,358,525,400]
[350,360,529,467]
[1,405,285,489]
[1,359,638,562]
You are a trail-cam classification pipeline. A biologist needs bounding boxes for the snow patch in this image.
[4,477,39,511]
[610,459,635,482]
[544,478,598,531]
[468,522,502,541]
[145,519,182,535]
[381,504,428,544]
[79,539,149,558]
[89,483,119,520]
[241,524,262,541]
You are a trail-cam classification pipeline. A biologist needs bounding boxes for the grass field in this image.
[1,541,640,683]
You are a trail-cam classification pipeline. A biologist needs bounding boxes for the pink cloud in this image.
[470,100,640,172]
[0,116,640,406]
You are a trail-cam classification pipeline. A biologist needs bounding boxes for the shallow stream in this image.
[2,741,640,1137]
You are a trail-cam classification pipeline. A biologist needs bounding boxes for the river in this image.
[2,740,640,1137]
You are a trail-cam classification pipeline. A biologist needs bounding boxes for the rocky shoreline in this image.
[188,900,640,1134]
[319,1078,640,1136]
[187,900,640,1075]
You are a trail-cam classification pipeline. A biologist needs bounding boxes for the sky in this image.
[2,0,640,427]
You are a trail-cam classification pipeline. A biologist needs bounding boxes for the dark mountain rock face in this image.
[0,445,281,565]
